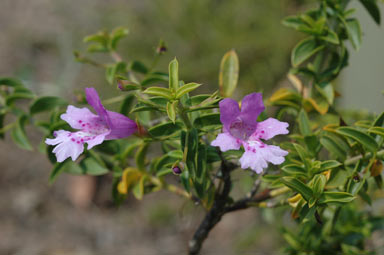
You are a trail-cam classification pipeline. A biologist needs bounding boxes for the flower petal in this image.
[226,93,265,140]
[239,150,267,174]
[239,143,288,174]
[86,132,109,149]
[240,92,265,121]
[45,130,111,162]
[60,105,99,130]
[211,132,241,152]
[45,130,84,162]
[219,98,240,131]
[85,87,111,126]
[254,118,289,140]
[105,111,137,139]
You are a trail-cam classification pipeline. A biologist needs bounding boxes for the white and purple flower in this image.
[46,88,137,162]
[211,93,289,173]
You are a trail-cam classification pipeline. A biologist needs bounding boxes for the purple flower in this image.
[211,93,289,174]
[46,88,137,162]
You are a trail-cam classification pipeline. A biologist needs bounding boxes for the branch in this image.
[224,188,272,213]
[188,157,235,255]
[188,158,290,254]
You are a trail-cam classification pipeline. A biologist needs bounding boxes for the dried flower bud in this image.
[156,39,167,55]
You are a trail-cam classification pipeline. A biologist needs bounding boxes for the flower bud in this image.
[172,166,182,175]
[156,39,167,55]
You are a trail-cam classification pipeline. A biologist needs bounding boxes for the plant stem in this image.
[110,51,123,62]
[165,183,191,199]
[179,104,193,130]
[188,157,235,255]
[344,149,384,166]
[101,95,126,105]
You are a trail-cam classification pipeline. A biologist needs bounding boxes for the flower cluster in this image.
[46,88,137,162]
[46,88,287,173]
[211,93,289,173]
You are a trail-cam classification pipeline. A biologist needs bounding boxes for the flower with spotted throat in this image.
[46,88,137,162]
[211,93,289,173]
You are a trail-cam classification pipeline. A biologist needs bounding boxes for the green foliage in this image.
[219,49,239,97]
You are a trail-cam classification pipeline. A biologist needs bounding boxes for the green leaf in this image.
[282,15,306,29]
[135,143,149,171]
[319,29,339,44]
[175,83,201,99]
[349,178,366,196]
[304,135,321,155]
[293,143,310,169]
[84,31,108,44]
[344,18,362,51]
[184,128,198,179]
[291,37,324,66]
[316,83,334,105]
[86,44,108,53]
[298,109,311,135]
[372,112,384,127]
[281,176,313,202]
[187,93,221,112]
[132,175,148,200]
[219,49,239,97]
[359,0,381,25]
[0,77,23,87]
[282,229,301,250]
[327,168,349,188]
[318,191,355,204]
[193,113,221,130]
[196,145,207,180]
[11,115,33,151]
[148,121,182,138]
[320,134,348,160]
[317,160,342,173]
[206,146,221,163]
[169,58,179,91]
[370,112,384,139]
[167,150,183,159]
[166,101,177,123]
[106,62,127,85]
[83,31,109,52]
[143,87,173,99]
[119,94,135,116]
[336,126,378,153]
[368,126,384,138]
[132,97,167,113]
[281,164,308,177]
[109,27,129,50]
[141,72,168,86]
[312,174,326,197]
[180,170,191,193]
[5,92,35,106]
[49,162,67,184]
[79,157,109,175]
[130,60,148,74]
[30,96,67,115]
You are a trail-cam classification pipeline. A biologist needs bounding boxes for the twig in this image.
[188,154,235,255]
[247,173,264,199]
[224,189,272,213]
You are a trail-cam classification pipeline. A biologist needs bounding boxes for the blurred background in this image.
[0,0,383,254]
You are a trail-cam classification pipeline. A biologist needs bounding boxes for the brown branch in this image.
[188,156,290,254]
[188,158,235,254]
[224,189,272,213]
